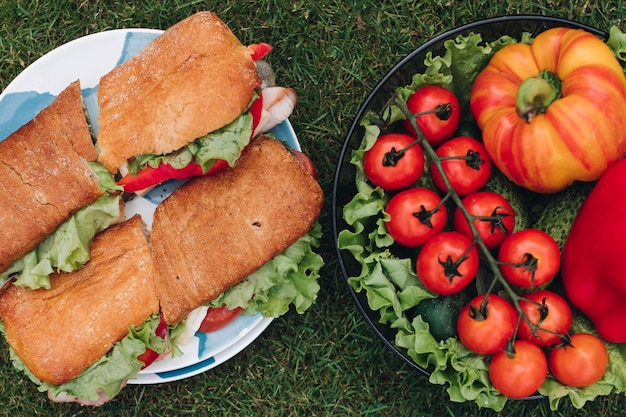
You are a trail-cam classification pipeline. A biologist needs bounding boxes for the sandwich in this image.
[151,137,324,326]
[0,138,324,406]
[96,11,296,194]
[0,215,168,405]
[0,80,123,290]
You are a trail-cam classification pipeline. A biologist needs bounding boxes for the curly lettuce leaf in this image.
[89,161,124,192]
[128,100,256,175]
[383,32,523,125]
[2,314,167,402]
[0,193,122,289]
[208,222,324,317]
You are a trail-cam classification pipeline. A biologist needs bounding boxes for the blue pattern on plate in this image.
[196,312,263,359]
[155,356,217,380]
[0,91,55,142]
[0,31,158,142]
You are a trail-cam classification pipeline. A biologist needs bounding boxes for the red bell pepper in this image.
[118,159,229,193]
[562,158,626,343]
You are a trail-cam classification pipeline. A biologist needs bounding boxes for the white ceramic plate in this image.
[0,28,300,384]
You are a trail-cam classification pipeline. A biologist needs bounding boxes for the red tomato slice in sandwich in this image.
[117,95,264,193]
[198,306,244,333]
[248,42,273,60]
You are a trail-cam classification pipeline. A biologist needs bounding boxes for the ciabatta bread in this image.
[96,11,261,173]
[151,138,323,324]
[0,80,102,274]
[0,215,158,385]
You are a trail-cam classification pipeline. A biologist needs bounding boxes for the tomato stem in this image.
[473,206,514,235]
[393,94,531,339]
[382,102,454,165]
[439,149,486,171]
[499,253,540,288]
[412,204,439,228]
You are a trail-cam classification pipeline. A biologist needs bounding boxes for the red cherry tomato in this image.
[385,187,447,247]
[430,136,492,196]
[199,305,244,333]
[403,85,461,146]
[548,333,608,388]
[489,340,548,398]
[363,133,424,191]
[457,294,517,355]
[416,232,479,295]
[517,290,572,347]
[454,191,515,249]
[498,229,560,289]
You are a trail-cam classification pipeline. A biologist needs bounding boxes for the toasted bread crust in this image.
[151,138,323,324]
[0,80,103,274]
[96,11,261,173]
[0,216,158,385]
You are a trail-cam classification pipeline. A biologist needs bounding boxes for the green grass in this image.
[1,1,626,416]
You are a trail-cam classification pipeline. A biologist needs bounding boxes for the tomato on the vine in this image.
[363,133,424,191]
[385,187,447,247]
[489,340,548,398]
[416,231,479,295]
[454,191,515,249]
[549,333,608,388]
[430,136,492,196]
[498,229,560,289]
[403,85,461,146]
[457,294,516,355]
[517,290,572,347]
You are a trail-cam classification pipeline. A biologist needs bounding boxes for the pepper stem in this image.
[516,69,562,123]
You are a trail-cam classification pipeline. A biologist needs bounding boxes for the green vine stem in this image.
[391,95,559,349]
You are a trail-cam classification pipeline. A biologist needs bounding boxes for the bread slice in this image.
[0,215,158,385]
[96,11,261,173]
[0,80,103,274]
[151,138,323,324]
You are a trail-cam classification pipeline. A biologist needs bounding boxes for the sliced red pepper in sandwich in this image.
[116,94,264,193]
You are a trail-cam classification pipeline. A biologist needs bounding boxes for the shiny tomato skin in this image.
[457,294,517,355]
[403,85,461,146]
[548,333,608,387]
[416,232,479,295]
[385,187,447,247]
[199,305,244,333]
[454,191,516,249]
[430,136,492,196]
[489,340,548,398]
[498,229,561,288]
[363,133,424,191]
[517,290,572,347]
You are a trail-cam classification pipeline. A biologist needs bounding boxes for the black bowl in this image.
[332,15,604,381]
